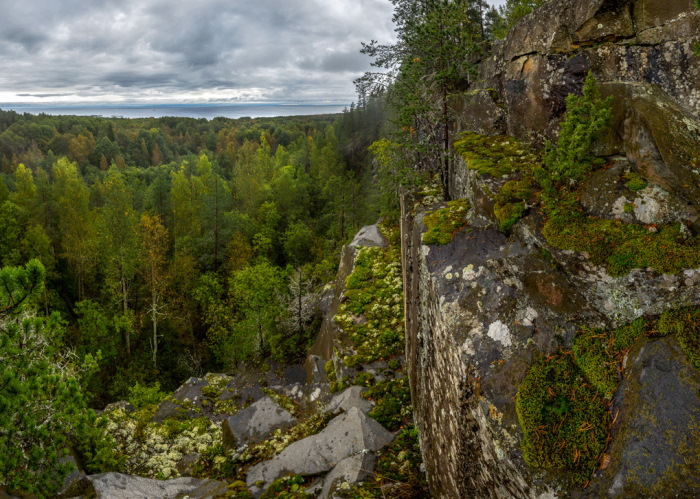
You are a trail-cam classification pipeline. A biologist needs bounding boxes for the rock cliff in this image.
[406,0,700,497]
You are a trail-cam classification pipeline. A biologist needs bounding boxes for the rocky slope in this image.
[405,0,700,497]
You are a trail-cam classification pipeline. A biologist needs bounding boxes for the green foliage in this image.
[128,382,167,409]
[335,240,404,364]
[542,72,612,188]
[0,260,94,497]
[543,193,700,276]
[454,132,540,177]
[490,0,549,39]
[494,177,535,233]
[658,307,700,371]
[624,172,648,192]
[421,199,470,245]
[516,353,609,484]
[364,376,412,432]
[260,474,311,498]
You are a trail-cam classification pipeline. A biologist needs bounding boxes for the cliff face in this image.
[405,0,700,497]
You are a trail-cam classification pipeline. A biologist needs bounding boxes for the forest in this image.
[0,101,391,407]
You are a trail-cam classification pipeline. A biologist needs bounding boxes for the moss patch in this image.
[572,318,648,398]
[624,172,648,192]
[363,376,412,432]
[543,193,700,276]
[494,177,535,233]
[516,352,609,484]
[421,198,470,245]
[454,131,540,177]
[334,239,404,364]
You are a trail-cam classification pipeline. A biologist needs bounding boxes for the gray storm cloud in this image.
[0,0,396,103]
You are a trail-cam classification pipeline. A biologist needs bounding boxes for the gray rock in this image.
[246,407,394,494]
[85,473,227,499]
[454,89,507,137]
[325,386,374,415]
[152,377,208,422]
[222,396,296,450]
[175,452,201,477]
[586,337,700,497]
[321,452,377,498]
[349,225,388,248]
[103,400,135,414]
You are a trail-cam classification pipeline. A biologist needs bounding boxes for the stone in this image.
[103,400,135,414]
[325,386,374,415]
[586,337,700,497]
[348,224,388,248]
[246,407,394,495]
[175,452,202,477]
[152,377,208,422]
[453,89,507,136]
[222,396,296,450]
[84,473,228,499]
[599,82,700,229]
[321,451,377,498]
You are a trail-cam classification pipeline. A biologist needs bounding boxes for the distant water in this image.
[0,103,348,120]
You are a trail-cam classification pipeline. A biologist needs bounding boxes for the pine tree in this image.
[0,260,88,496]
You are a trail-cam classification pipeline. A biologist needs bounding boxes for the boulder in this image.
[600,82,700,229]
[325,386,373,415]
[586,337,700,497]
[579,159,698,226]
[222,396,296,450]
[246,407,394,495]
[152,377,208,422]
[320,451,377,498]
[84,473,227,499]
[348,224,388,248]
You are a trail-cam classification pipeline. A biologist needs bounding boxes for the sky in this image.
[0,0,506,105]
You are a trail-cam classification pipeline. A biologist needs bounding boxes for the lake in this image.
[0,103,349,120]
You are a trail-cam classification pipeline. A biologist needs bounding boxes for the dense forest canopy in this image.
[0,105,385,406]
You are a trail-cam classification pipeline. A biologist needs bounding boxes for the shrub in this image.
[542,71,612,188]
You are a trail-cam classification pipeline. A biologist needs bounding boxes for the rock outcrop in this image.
[408,0,700,497]
[222,396,297,450]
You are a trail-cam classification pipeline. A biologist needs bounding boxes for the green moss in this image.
[422,198,470,245]
[623,202,635,214]
[516,352,609,484]
[363,377,411,432]
[494,201,526,233]
[543,193,700,276]
[624,172,648,192]
[354,371,375,387]
[454,131,541,177]
[335,238,404,364]
[658,307,700,371]
[572,318,648,398]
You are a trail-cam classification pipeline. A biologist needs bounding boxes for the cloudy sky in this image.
[0,0,505,105]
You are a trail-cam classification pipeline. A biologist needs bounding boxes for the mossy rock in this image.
[516,352,609,484]
[422,199,470,245]
[454,132,540,178]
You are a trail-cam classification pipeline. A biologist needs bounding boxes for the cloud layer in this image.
[0,0,396,104]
